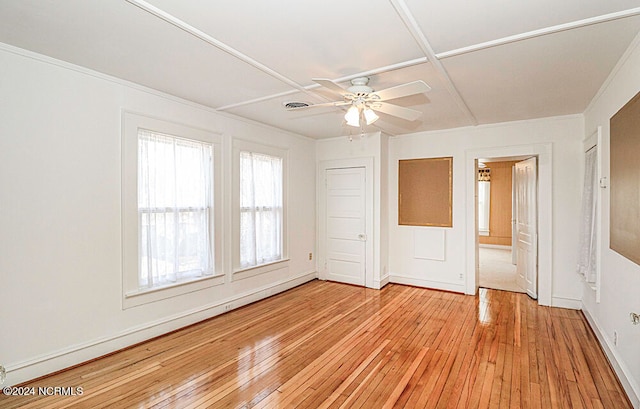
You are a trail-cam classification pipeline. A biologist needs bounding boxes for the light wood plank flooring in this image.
[1,281,631,408]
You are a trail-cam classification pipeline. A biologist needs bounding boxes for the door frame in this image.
[318,157,375,288]
[515,156,538,298]
[465,143,552,306]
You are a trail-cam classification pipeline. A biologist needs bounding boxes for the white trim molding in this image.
[550,296,582,310]
[375,274,391,289]
[582,304,640,408]
[389,273,466,294]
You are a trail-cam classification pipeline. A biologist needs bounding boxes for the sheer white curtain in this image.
[138,130,213,289]
[577,146,597,283]
[240,151,283,268]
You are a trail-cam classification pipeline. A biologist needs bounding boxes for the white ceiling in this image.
[1,0,639,139]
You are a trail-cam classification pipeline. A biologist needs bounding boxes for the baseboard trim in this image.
[551,296,582,310]
[375,274,390,289]
[582,304,640,408]
[479,244,512,250]
[389,274,465,294]
[6,271,317,386]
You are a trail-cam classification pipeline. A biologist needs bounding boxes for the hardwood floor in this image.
[2,281,631,408]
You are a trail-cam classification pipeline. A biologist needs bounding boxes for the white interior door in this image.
[325,167,366,286]
[515,157,538,298]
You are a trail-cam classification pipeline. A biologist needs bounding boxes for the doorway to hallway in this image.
[476,156,537,296]
[466,143,552,305]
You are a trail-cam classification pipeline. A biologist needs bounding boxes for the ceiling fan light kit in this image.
[287,76,431,133]
[344,99,380,127]
[344,105,360,127]
[363,107,379,125]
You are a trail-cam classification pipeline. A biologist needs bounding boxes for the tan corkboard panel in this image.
[398,157,452,227]
[610,91,640,266]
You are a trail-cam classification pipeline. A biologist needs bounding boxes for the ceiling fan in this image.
[287,77,431,127]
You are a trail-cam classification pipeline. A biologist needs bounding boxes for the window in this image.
[477,167,491,236]
[138,130,213,289]
[122,112,222,308]
[478,182,491,235]
[239,151,283,268]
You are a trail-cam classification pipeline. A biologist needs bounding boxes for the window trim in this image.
[122,111,223,309]
[233,258,291,281]
[232,139,288,275]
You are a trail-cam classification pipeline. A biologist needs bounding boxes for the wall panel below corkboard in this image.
[398,157,452,227]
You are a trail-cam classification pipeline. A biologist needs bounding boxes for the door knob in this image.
[358,233,367,241]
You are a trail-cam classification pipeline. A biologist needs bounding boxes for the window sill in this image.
[123,274,225,309]
[233,258,290,281]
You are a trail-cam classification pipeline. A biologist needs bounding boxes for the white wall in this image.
[388,115,584,307]
[0,45,316,385]
[582,33,640,408]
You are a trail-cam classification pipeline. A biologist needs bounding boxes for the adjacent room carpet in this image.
[479,246,525,293]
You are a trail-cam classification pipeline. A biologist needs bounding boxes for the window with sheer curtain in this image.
[478,182,491,235]
[138,130,214,289]
[577,145,597,284]
[239,151,283,268]
[477,168,491,236]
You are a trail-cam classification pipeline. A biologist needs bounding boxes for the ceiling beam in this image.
[388,0,478,126]
[437,7,640,59]
[216,57,428,111]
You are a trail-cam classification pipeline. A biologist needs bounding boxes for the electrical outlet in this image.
[613,330,618,346]
[309,252,313,260]
[224,304,233,311]
[0,365,6,385]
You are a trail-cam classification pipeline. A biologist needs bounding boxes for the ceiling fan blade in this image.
[312,78,350,96]
[371,80,431,101]
[285,101,350,110]
[371,102,422,121]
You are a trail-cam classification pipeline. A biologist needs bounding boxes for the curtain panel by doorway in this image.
[577,146,597,284]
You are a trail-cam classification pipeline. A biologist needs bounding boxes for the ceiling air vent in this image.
[284,101,309,109]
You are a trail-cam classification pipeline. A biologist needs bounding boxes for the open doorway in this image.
[465,143,551,305]
[476,156,537,296]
